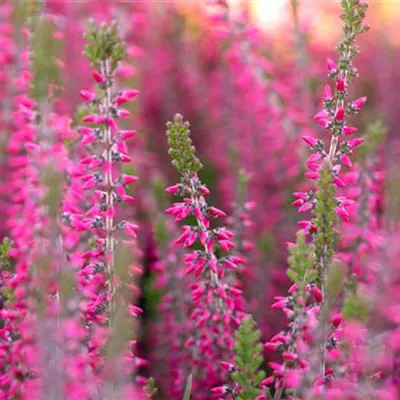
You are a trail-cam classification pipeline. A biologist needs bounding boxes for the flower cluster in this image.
[165,114,246,397]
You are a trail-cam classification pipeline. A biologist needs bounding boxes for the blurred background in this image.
[1,0,399,398]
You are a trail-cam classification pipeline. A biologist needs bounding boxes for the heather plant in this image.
[60,18,143,398]
[267,0,370,397]
[2,1,400,399]
[165,114,246,397]
[212,316,266,400]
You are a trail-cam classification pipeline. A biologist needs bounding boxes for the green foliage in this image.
[30,18,62,100]
[13,0,43,31]
[236,169,250,205]
[166,114,202,176]
[144,377,158,399]
[142,273,163,316]
[231,316,265,400]
[342,291,370,322]
[287,233,315,289]
[154,218,169,245]
[256,231,277,259]
[83,19,126,72]
[42,167,64,218]
[326,262,345,302]
[338,0,369,84]
[313,163,338,286]
[183,374,192,400]
[0,238,11,271]
[357,120,386,163]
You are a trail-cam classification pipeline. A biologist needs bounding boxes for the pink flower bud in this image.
[264,342,278,351]
[272,300,286,309]
[312,286,323,303]
[352,96,367,110]
[341,154,352,168]
[298,202,313,213]
[119,153,132,163]
[335,107,345,121]
[323,84,333,101]
[288,283,298,294]
[327,58,337,73]
[293,192,308,200]
[347,138,364,148]
[124,222,139,239]
[211,386,228,395]
[342,126,358,135]
[116,109,131,119]
[335,206,350,222]
[122,175,139,185]
[283,352,298,361]
[302,136,318,146]
[93,70,105,83]
[314,109,329,121]
[336,75,345,92]
[121,89,139,99]
[292,199,304,207]
[165,184,180,194]
[333,176,346,188]
[119,130,136,139]
[208,207,227,217]
[127,305,143,317]
[80,90,96,102]
[332,313,343,328]
[305,171,319,180]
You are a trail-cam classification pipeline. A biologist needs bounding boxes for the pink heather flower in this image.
[312,286,323,303]
[92,69,105,83]
[118,130,137,140]
[314,109,330,121]
[335,206,350,222]
[336,74,346,92]
[351,96,367,110]
[327,57,337,74]
[298,202,313,213]
[347,138,364,148]
[79,90,96,102]
[341,154,352,168]
[211,385,229,395]
[324,84,333,101]
[342,126,359,135]
[333,176,347,188]
[302,136,319,146]
[335,107,345,121]
[332,314,343,328]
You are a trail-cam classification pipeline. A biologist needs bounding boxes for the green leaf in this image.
[231,316,265,400]
[183,374,192,400]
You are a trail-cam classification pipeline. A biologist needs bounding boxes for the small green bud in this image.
[166,114,202,175]
[30,18,62,100]
[83,19,126,72]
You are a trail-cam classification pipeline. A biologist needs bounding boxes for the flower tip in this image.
[93,70,105,83]
[302,136,318,146]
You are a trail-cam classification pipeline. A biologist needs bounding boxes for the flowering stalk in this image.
[277,0,370,391]
[79,19,139,327]
[212,316,265,400]
[147,178,190,398]
[265,234,317,399]
[165,114,246,397]
[60,20,142,397]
